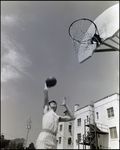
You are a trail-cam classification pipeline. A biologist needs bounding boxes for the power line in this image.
[57,132,68,141]
[5,118,28,135]
[3,133,22,139]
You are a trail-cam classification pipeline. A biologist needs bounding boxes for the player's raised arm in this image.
[59,97,76,122]
[43,83,49,114]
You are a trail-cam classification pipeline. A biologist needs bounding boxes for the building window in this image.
[87,116,89,122]
[60,124,62,131]
[96,112,99,119]
[68,137,72,145]
[77,118,81,126]
[77,133,81,142]
[59,137,61,144]
[68,125,72,132]
[110,127,118,139]
[107,107,114,118]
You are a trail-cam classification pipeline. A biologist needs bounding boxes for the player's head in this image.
[49,100,57,112]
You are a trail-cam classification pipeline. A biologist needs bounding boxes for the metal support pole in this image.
[24,117,32,149]
[84,119,86,150]
[101,41,119,51]
[89,118,92,150]
[95,123,98,149]
[95,48,119,52]
[78,141,80,149]
[83,135,84,149]
[25,129,30,149]
[109,38,119,45]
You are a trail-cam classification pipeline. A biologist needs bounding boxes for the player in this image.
[35,82,75,149]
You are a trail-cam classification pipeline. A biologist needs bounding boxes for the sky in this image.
[1,1,119,147]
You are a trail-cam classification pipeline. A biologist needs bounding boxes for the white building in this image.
[57,111,74,149]
[57,93,119,149]
[74,93,119,149]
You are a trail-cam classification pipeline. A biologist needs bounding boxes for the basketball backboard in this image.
[76,3,119,63]
[78,3,119,63]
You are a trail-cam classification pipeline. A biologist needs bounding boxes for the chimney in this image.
[74,104,80,111]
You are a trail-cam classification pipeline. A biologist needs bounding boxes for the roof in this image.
[94,93,119,104]
[75,93,119,111]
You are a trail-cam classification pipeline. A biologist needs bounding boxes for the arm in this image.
[43,83,49,114]
[59,97,76,122]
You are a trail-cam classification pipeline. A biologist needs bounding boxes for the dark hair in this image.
[49,100,57,106]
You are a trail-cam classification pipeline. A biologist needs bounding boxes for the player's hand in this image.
[44,83,48,91]
[60,97,67,106]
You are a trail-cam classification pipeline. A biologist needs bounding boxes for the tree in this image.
[8,138,25,149]
[8,140,16,149]
[27,142,35,149]
[16,142,24,149]
[0,139,10,149]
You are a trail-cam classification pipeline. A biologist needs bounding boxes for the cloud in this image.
[1,14,19,27]
[1,15,32,83]
[1,36,31,82]
[2,48,30,72]
[1,65,22,82]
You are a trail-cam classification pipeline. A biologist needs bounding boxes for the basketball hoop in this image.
[68,18,101,54]
[68,4,119,63]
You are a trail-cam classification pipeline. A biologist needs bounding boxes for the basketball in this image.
[45,77,57,87]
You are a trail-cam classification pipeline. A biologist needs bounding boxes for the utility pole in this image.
[24,117,32,149]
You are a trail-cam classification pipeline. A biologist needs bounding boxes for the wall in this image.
[74,105,91,149]
[73,93,119,149]
[57,121,73,149]
[94,93,119,149]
